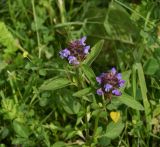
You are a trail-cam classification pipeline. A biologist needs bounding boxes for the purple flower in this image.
[111,67,117,75]
[96,68,125,98]
[116,73,122,80]
[96,77,102,84]
[118,79,125,87]
[68,56,79,65]
[104,84,112,92]
[79,36,86,46]
[59,48,70,59]
[59,36,90,65]
[112,89,121,96]
[84,46,90,54]
[97,88,104,95]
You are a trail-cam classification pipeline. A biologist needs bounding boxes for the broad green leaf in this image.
[0,21,18,58]
[83,40,104,65]
[104,2,139,43]
[73,87,92,97]
[81,64,96,85]
[1,99,17,120]
[1,127,9,139]
[13,121,29,138]
[39,78,71,91]
[98,136,111,146]
[144,58,159,75]
[61,96,81,114]
[153,104,160,117]
[51,142,66,147]
[105,121,124,139]
[117,93,144,110]
[12,137,33,145]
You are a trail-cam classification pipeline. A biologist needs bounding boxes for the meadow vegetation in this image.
[0,0,160,146]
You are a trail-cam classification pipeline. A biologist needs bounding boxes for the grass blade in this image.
[136,63,151,132]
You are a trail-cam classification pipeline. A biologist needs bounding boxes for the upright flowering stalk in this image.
[59,37,90,65]
[96,67,125,99]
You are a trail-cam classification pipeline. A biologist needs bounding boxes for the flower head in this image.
[97,88,104,95]
[104,84,112,92]
[68,56,79,65]
[79,36,86,46]
[59,48,70,59]
[96,68,125,99]
[59,36,90,65]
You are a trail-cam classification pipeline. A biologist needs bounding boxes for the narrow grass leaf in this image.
[39,78,71,91]
[118,93,144,110]
[83,40,104,65]
[132,65,137,98]
[136,63,151,132]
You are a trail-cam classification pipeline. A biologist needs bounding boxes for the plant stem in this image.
[31,0,41,58]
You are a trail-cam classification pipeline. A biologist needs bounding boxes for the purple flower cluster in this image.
[59,37,90,65]
[96,67,125,98]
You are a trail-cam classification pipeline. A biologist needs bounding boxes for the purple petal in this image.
[100,73,106,78]
[84,46,90,54]
[111,67,116,75]
[97,88,104,95]
[116,73,122,80]
[104,84,112,92]
[79,36,86,46]
[59,48,70,59]
[112,89,121,96]
[96,77,102,84]
[68,56,79,65]
[118,80,125,87]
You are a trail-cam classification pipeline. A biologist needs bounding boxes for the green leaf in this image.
[0,21,18,58]
[144,58,159,75]
[81,64,96,85]
[1,127,9,139]
[39,78,71,91]
[61,96,81,114]
[13,121,29,138]
[51,142,66,147]
[73,87,92,97]
[1,99,17,120]
[104,2,139,43]
[83,40,104,65]
[136,63,151,131]
[98,136,111,146]
[117,93,144,110]
[153,104,160,117]
[105,121,124,139]
[0,61,7,72]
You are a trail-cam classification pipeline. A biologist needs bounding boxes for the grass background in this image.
[0,0,160,146]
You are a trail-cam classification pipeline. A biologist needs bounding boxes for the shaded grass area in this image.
[0,0,160,146]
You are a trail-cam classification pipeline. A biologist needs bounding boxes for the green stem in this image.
[31,0,41,58]
[93,110,101,142]
[57,0,67,23]
[8,72,18,104]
